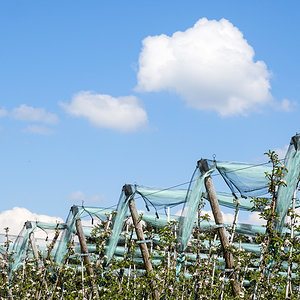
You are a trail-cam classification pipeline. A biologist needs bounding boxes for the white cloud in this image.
[175,208,235,223]
[23,125,55,135]
[11,104,58,124]
[0,207,63,236]
[274,144,289,160]
[68,190,106,204]
[0,108,8,118]
[60,91,148,132]
[136,18,272,116]
[201,210,235,223]
[244,211,266,225]
[68,190,85,202]
[276,98,297,112]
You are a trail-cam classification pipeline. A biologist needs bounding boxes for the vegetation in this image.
[0,151,299,299]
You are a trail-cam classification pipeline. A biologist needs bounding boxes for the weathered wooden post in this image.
[198,159,240,297]
[24,221,43,300]
[46,223,61,260]
[124,184,159,300]
[72,206,99,299]
[285,189,297,298]
[24,222,39,262]
[72,206,94,276]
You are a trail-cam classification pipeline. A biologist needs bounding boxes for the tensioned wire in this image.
[133,159,277,202]
[60,160,280,210]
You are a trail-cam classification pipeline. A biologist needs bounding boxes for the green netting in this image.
[106,189,131,263]
[10,221,65,271]
[137,188,299,215]
[136,185,276,212]
[203,191,252,210]
[0,246,5,256]
[6,135,300,278]
[105,153,300,261]
[215,160,272,197]
[14,227,298,270]
[54,205,113,264]
[10,223,35,272]
[275,134,300,232]
[142,213,177,228]
[142,213,270,236]
[177,165,215,252]
[54,208,77,264]
[135,185,187,208]
[106,184,191,263]
[9,205,299,274]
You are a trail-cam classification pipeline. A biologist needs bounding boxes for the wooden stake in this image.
[198,159,240,297]
[72,206,94,276]
[230,199,240,244]
[46,224,60,260]
[29,234,39,262]
[23,222,38,262]
[124,185,159,300]
[104,213,112,231]
[96,213,112,268]
[72,206,99,299]
[210,233,218,298]
[285,189,297,298]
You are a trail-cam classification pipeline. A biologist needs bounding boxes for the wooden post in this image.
[104,213,112,231]
[124,185,159,300]
[230,199,240,244]
[25,222,39,262]
[285,189,297,298]
[46,224,61,260]
[25,222,42,300]
[29,233,39,261]
[198,159,240,297]
[72,206,99,299]
[96,213,112,267]
[72,206,93,276]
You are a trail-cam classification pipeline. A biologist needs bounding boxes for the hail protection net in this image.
[10,222,36,272]
[135,185,187,209]
[275,134,300,231]
[177,162,215,252]
[106,185,188,263]
[9,221,65,272]
[105,142,300,262]
[106,189,130,263]
[6,134,300,278]
[215,160,272,198]
[203,191,254,211]
[54,206,113,264]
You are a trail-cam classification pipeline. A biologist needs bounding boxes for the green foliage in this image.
[0,151,299,299]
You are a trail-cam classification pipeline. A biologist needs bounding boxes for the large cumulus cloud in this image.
[136,18,272,116]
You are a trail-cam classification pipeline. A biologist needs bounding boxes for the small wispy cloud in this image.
[0,105,58,135]
[68,190,106,204]
[276,98,297,112]
[23,125,55,135]
[0,108,8,118]
[274,144,289,160]
[11,104,58,124]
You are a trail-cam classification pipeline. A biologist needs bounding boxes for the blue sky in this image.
[0,1,299,232]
